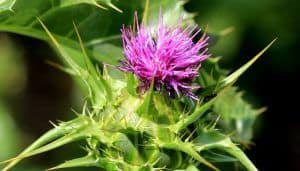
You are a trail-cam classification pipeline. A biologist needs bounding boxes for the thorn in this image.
[45,60,75,75]
[179,130,189,140]
[227,131,236,138]
[71,108,81,117]
[256,106,267,115]
[86,108,93,118]
[135,119,143,129]
[210,115,221,130]
[147,156,161,166]
[56,119,64,124]
[82,101,88,115]
[108,3,123,13]
[46,166,57,171]
[94,3,108,10]
[185,128,197,142]
[49,121,58,128]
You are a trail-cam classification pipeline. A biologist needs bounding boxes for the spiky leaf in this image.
[213,87,265,144]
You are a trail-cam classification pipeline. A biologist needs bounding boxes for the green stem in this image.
[171,97,216,133]
[224,145,258,171]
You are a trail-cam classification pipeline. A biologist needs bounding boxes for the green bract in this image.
[0,0,275,170]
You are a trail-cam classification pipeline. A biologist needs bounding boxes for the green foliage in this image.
[213,87,265,144]
[196,40,276,144]
[0,0,275,171]
[0,0,191,66]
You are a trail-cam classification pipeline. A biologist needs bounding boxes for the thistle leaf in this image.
[144,0,194,27]
[194,130,258,171]
[213,87,266,144]
[136,82,159,120]
[74,22,113,102]
[202,151,238,163]
[200,39,277,97]
[111,133,143,165]
[171,96,216,133]
[1,117,85,170]
[222,39,277,86]
[197,57,228,88]
[171,83,234,133]
[47,152,118,171]
[155,139,219,171]
[38,18,108,109]
[126,73,138,97]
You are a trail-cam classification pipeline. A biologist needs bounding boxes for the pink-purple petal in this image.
[119,12,210,100]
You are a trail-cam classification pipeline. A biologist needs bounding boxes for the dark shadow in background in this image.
[185,0,300,170]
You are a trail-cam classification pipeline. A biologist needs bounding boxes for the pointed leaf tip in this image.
[94,3,108,10]
[0,0,16,12]
[108,3,123,13]
[46,154,99,171]
[223,38,277,85]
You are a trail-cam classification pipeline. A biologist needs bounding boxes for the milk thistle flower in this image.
[119,12,210,100]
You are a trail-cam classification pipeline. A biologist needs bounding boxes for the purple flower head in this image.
[119,12,210,100]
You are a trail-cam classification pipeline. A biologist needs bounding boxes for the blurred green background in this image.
[0,0,299,170]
